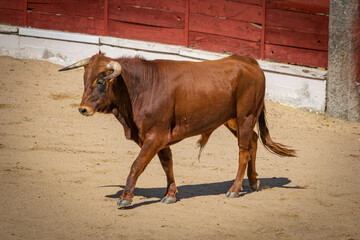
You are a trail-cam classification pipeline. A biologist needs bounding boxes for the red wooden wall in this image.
[0,0,329,68]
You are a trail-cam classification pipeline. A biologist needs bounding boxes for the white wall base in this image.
[0,25,327,113]
[265,72,326,112]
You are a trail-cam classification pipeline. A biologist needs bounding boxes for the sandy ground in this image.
[0,56,359,240]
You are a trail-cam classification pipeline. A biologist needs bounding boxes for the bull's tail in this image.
[197,132,212,161]
[258,106,296,157]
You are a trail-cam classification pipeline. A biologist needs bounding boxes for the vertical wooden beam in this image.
[23,0,28,26]
[104,0,108,36]
[184,0,190,47]
[260,0,266,60]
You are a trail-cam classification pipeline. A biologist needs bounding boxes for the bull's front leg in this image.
[117,134,165,208]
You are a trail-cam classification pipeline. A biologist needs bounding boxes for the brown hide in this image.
[62,53,295,208]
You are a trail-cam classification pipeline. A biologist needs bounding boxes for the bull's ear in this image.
[58,58,90,72]
[99,50,105,57]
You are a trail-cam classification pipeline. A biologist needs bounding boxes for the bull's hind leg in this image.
[224,121,259,192]
[225,116,256,198]
[158,147,178,204]
[248,132,260,191]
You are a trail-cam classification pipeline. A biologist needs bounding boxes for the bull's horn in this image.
[58,58,91,71]
[104,61,122,80]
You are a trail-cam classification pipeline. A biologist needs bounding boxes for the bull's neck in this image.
[111,76,133,122]
[118,58,157,106]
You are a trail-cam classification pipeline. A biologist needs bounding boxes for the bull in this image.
[59,53,296,208]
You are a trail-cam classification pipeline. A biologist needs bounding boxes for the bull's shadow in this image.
[102,177,303,209]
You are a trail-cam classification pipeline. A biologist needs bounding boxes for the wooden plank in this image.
[230,0,262,6]
[24,0,27,26]
[190,0,262,24]
[266,26,328,51]
[27,12,104,35]
[108,20,184,45]
[266,8,329,34]
[189,31,260,58]
[108,4,184,29]
[27,0,104,18]
[0,9,23,26]
[269,1,329,15]
[265,43,328,67]
[189,14,261,42]
[260,0,266,59]
[28,0,56,3]
[184,0,189,47]
[108,0,185,12]
[104,0,108,36]
[0,0,23,10]
[269,0,329,9]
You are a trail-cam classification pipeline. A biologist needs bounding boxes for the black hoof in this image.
[117,199,132,208]
[160,197,176,204]
[225,191,240,198]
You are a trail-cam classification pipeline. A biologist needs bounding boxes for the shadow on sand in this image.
[101,177,304,209]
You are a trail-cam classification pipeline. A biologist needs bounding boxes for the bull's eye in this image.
[94,73,106,93]
[97,77,105,85]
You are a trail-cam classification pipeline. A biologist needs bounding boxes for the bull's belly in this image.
[169,113,233,142]
[169,86,237,142]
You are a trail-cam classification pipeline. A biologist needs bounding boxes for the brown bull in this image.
[59,53,296,208]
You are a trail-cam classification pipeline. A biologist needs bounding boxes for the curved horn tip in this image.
[58,65,74,72]
[58,58,91,72]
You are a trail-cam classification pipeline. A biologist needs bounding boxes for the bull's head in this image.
[59,54,121,116]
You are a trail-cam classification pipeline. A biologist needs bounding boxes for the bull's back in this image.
[158,55,264,140]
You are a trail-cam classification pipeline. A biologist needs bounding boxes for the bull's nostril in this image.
[78,107,87,115]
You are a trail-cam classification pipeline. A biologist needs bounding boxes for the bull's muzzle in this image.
[78,106,95,116]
